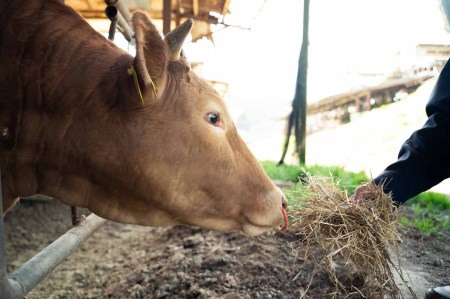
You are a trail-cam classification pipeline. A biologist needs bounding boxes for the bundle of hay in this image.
[289,175,416,299]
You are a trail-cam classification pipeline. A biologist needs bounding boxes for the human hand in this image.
[353,183,379,203]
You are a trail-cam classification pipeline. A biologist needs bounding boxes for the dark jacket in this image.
[373,59,450,204]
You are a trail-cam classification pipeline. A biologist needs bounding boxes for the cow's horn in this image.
[164,19,194,60]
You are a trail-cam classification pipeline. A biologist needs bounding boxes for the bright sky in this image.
[185,0,449,108]
[105,0,449,166]
[183,0,449,162]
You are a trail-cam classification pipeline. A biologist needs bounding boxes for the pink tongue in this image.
[281,207,289,231]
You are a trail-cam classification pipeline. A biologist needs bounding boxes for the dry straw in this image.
[290,175,416,299]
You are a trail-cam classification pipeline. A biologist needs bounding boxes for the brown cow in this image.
[0,0,287,236]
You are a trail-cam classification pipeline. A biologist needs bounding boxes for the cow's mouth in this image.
[242,224,275,236]
[241,207,288,236]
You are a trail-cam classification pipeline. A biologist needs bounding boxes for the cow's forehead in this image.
[186,71,225,106]
[163,61,228,116]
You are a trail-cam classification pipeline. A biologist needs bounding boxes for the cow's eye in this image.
[207,113,220,125]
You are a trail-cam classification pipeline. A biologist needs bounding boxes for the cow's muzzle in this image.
[241,187,289,236]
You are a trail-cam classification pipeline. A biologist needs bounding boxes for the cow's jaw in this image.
[239,187,287,236]
[242,224,275,236]
[156,187,287,236]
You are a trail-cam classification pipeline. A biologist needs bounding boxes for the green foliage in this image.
[259,161,302,182]
[261,161,368,192]
[402,192,450,236]
[301,164,368,194]
[260,161,369,205]
[407,192,450,210]
[261,160,450,236]
[399,216,410,227]
[400,216,450,236]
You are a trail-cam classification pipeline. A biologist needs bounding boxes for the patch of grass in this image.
[259,161,302,182]
[301,164,368,194]
[402,192,450,236]
[401,216,450,236]
[261,161,368,192]
[261,160,450,236]
[260,161,369,205]
[261,161,450,235]
[408,192,450,210]
[399,216,410,227]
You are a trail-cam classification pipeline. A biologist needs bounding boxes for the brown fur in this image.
[0,0,285,235]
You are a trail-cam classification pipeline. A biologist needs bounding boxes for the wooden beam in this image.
[163,0,172,34]
[192,0,199,16]
[85,0,94,10]
[178,12,219,24]
[78,10,107,18]
[175,0,181,26]
[222,0,231,16]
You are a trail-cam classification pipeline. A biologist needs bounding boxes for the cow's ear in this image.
[164,19,194,61]
[132,11,169,102]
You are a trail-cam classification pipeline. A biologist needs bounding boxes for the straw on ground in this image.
[290,175,416,299]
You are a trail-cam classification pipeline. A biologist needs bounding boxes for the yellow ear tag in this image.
[128,66,158,105]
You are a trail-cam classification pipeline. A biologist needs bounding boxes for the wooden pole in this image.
[163,0,172,35]
[192,0,199,16]
[279,0,309,165]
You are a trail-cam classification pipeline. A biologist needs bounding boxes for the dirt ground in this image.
[3,198,449,299]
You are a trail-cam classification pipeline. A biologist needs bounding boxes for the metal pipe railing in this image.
[116,10,133,42]
[105,5,119,41]
[105,0,131,23]
[0,171,18,299]
[0,169,107,299]
[104,0,133,42]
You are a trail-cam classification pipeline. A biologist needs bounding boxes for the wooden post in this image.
[295,0,309,164]
[163,0,172,35]
[192,0,199,16]
[279,0,309,165]
[355,97,361,112]
[365,91,372,110]
[175,0,181,26]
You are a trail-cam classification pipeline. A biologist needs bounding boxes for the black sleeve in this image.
[373,60,450,204]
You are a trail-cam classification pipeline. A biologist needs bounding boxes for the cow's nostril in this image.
[281,195,288,211]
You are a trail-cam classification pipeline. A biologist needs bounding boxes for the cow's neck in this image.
[0,0,135,208]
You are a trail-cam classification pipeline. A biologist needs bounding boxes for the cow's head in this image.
[97,12,286,236]
[1,8,287,236]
